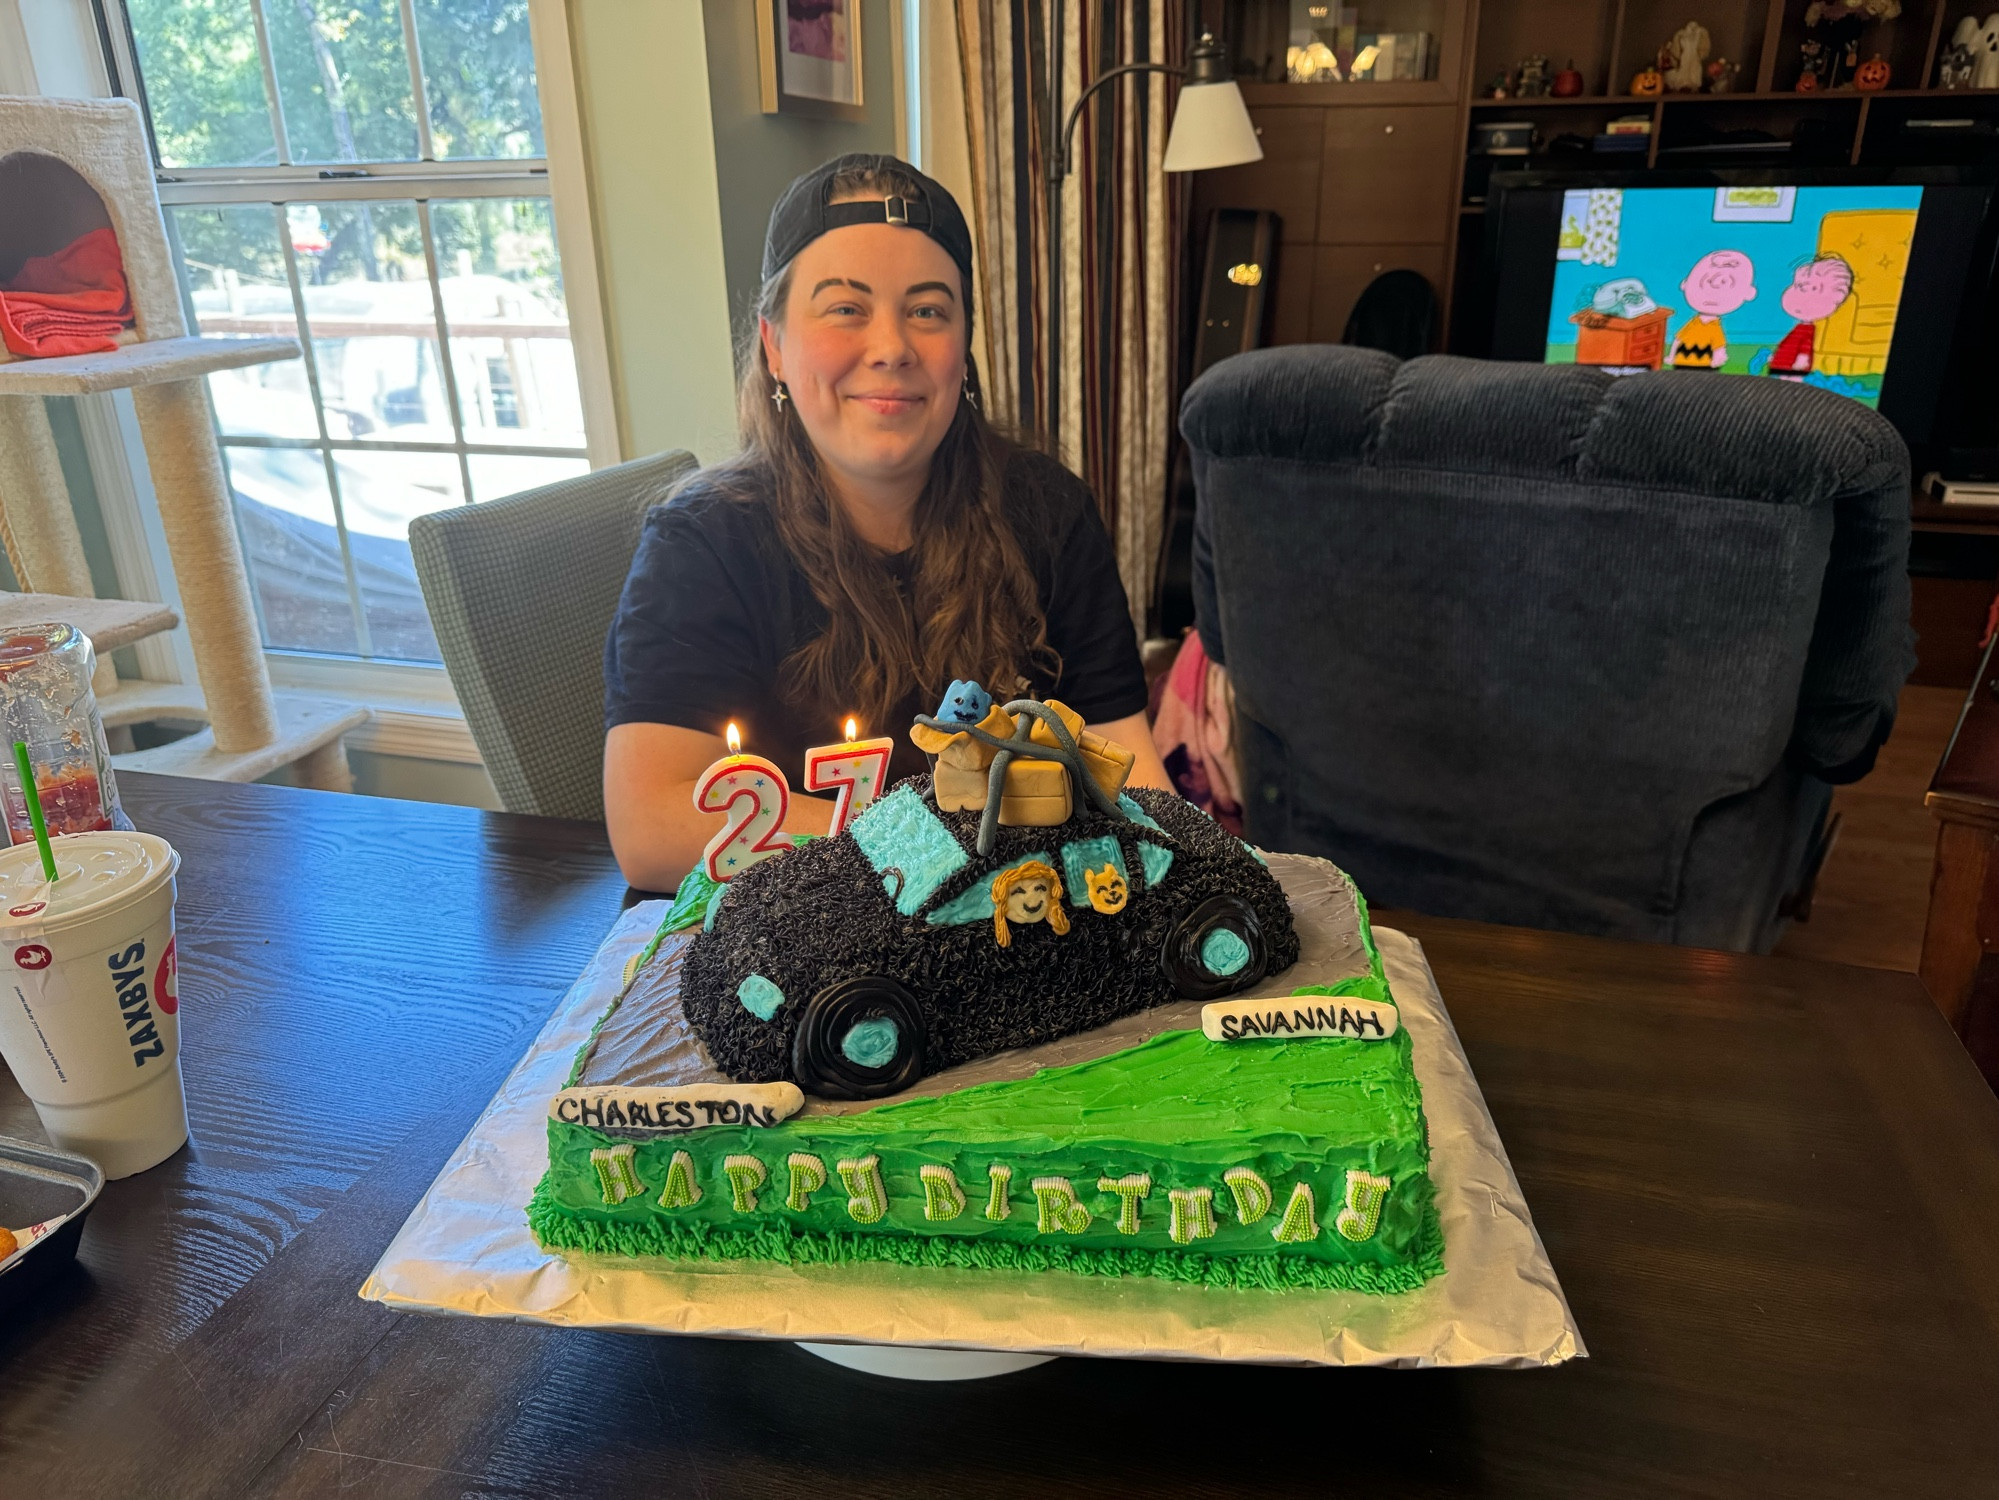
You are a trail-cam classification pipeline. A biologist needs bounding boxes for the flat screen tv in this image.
[1483,169,1999,464]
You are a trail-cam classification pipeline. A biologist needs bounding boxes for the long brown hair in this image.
[708,159,1054,730]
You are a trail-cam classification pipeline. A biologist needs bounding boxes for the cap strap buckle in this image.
[884,195,910,226]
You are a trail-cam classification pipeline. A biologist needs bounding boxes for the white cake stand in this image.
[795,1343,1055,1380]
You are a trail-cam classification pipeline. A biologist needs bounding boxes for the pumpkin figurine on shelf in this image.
[1631,66,1665,96]
[1854,54,1892,90]
[1552,59,1585,96]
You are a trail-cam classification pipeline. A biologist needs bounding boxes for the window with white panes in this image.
[105,0,592,663]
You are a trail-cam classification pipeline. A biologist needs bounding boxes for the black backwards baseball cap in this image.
[761,153,976,313]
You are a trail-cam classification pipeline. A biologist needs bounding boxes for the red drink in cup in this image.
[0,624,125,845]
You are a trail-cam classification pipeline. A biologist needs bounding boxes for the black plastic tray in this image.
[0,1136,102,1319]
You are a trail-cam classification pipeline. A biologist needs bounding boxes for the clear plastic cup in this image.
[0,624,127,846]
[0,831,186,1178]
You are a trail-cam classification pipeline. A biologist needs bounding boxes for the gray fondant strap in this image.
[913,699,1132,854]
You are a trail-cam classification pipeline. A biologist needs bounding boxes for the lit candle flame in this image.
[725,722,741,755]
[844,716,857,742]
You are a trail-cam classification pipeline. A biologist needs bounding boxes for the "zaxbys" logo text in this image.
[109,940,164,1066]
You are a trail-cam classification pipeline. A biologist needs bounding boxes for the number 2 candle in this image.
[694,723,792,882]
[804,717,895,837]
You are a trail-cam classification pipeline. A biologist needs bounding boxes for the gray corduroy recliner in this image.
[411,449,696,820]
[1182,346,1914,953]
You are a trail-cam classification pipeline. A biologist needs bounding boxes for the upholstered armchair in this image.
[1182,345,1914,952]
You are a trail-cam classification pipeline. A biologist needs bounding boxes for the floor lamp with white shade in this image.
[1044,27,1263,446]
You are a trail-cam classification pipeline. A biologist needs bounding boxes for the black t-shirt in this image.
[603,445,1149,793]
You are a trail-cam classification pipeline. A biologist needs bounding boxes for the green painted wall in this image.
[566,0,738,467]
[700,0,901,347]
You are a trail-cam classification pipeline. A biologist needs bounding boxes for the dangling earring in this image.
[962,373,979,409]
[771,381,790,410]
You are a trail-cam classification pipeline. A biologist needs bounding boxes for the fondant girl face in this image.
[759,214,967,505]
[1004,873,1054,924]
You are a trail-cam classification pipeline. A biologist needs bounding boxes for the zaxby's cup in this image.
[0,832,185,1178]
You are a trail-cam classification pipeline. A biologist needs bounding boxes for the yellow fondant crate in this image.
[995,757,1071,826]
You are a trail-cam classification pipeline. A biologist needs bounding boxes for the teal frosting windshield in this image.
[850,786,970,915]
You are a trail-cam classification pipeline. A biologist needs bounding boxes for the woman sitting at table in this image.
[602,153,1170,891]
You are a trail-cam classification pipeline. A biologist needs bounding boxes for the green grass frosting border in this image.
[528,1173,1445,1295]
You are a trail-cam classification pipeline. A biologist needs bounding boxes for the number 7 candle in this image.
[804,716,895,837]
[694,722,792,882]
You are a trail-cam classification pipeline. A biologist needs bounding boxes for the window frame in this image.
[86,0,620,701]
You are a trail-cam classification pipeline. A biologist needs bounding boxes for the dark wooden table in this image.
[4,773,1997,1497]
[1922,629,1999,1085]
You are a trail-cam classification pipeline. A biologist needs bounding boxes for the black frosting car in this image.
[679,754,1300,1100]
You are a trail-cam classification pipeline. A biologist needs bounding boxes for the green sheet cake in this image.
[530,701,1442,1294]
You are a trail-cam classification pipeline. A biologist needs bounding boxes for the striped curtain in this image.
[955,0,1186,632]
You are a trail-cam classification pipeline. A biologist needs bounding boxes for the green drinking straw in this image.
[13,742,55,883]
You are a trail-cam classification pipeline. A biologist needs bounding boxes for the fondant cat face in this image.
[936,679,993,725]
[1084,862,1127,914]
[1004,872,1054,924]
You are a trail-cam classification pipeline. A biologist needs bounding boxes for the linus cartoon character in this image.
[1082,862,1128,914]
[1768,255,1853,380]
[991,859,1070,947]
[935,679,993,725]
[1672,250,1756,370]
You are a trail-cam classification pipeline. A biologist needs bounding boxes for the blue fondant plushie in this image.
[935,679,992,725]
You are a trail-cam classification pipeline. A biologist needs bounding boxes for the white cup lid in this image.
[0,831,178,931]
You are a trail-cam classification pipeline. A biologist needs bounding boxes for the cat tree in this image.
[0,95,366,788]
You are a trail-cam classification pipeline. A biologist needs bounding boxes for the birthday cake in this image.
[530,697,1443,1294]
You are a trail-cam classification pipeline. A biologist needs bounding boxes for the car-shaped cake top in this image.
[680,698,1301,1099]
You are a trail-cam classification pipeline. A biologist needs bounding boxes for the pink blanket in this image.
[1149,632,1244,834]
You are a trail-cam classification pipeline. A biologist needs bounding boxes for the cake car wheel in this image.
[1162,895,1268,1000]
[792,976,928,1100]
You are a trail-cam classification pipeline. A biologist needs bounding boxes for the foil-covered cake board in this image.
[362,856,1584,1369]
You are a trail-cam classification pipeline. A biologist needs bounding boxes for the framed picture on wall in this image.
[757,0,865,121]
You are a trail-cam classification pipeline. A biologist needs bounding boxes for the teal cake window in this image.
[1059,835,1127,907]
[1118,793,1165,833]
[1201,928,1251,976]
[1139,840,1174,889]
[851,785,969,915]
[736,973,785,1020]
[841,1016,900,1068]
[926,852,1052,925]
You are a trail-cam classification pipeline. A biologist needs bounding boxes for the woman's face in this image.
[760,214,967,499]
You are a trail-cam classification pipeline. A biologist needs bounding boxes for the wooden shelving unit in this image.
[1194,0,1999,350]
